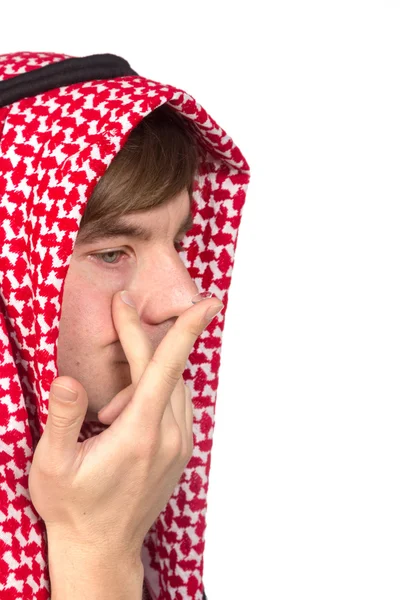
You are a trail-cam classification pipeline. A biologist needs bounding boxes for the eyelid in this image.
[88,247,131,260]
[90,246,130,255]
[88,240,187,262]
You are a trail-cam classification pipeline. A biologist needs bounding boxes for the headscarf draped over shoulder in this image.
[0,51,250,600]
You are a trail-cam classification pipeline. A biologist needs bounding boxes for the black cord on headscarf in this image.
[0,53,139,108]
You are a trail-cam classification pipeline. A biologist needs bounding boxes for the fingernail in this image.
[204,303,224,325]
[51,384,78,402]
[192,291,213,304]
[121,290,136,308]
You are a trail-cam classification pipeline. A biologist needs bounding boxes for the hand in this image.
[28,290,223,562]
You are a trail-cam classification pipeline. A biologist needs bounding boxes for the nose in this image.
[126,247,202,325]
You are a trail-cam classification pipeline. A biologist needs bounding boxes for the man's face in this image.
[57,189,199,422]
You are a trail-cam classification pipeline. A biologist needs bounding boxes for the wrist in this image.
[46,527,144,600]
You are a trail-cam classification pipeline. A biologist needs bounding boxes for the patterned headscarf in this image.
[0,51,250,599]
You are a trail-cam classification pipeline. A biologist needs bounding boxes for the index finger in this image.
[116,291,223,428]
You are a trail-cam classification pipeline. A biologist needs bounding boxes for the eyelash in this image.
[91,242,188,266]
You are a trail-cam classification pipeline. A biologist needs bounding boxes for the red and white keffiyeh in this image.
[0,51,250,599]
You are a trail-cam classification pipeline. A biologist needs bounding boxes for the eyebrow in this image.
[76,208,194,246]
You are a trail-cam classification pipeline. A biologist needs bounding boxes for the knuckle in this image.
[165,424,183,457]
[173,317,200,338]
[187,323,202,337]
[31,452,65,480]
[50,412,81,432]
[162,362,185,386]
[150,356,184,387]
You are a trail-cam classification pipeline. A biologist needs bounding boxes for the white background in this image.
[2,1,400,598]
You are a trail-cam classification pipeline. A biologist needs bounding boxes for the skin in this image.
[29,279,223,598]
[30,185,224,598]
[57,189,200,423]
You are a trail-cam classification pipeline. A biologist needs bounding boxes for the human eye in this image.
[90,249,129,266]
[88,242,187,267]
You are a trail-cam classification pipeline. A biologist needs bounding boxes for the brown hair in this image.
[78,102,200,236]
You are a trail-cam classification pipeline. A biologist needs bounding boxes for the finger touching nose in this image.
[113,290,224,430]
[128,257,202,322]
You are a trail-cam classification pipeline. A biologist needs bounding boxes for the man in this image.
[0,51,250,599]
[56,103,203,425]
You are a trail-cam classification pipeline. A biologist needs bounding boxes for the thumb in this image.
[41,377,88,470]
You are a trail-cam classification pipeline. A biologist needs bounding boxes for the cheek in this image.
[59,271,116,343]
